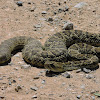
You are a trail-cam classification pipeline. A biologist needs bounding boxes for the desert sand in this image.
[0,0,100,100]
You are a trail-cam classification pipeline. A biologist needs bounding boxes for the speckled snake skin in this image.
[0,30,100,72]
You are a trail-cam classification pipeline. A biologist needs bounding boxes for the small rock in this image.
[30,86,38,91]
[62,82,66,86]
[0,77,3,80]
[9,81,12,85]
[41,11,47,14]
[80,85,85,89]
[14,54,20,57]
[64,5,69,11]
[18,78,22,81]
[83,68,91,73]
[21,65,30,69]
[90,90,97,94]
[29,7,36,12]
[34,24,42,28]
[12,80,16,83]
[8,62,14,65]
[76,69,82,73]
[62,72,72,78]
[74,2,87,8]
[64,0,67,4]
[91,96,95,100]
[77,95,82,99]
[41,80,45,84]
[15,85,22,92]
[47,17,53,22]
[14,67,19,70]
[16,1,23,6]
[63,22,73,30]
[40,70,46,73]
[0,96,5,99]
[86,74,94,79]
[58,8,63,13]
[32,95,37,99]
[33,76,39,79]
[27,1,31,4]
[39,18,46,21]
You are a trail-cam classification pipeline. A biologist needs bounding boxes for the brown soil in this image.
[0,0,100,100]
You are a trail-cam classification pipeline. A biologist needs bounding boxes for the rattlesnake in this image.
[0,30,100,72]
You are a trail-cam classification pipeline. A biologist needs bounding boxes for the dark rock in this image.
[15,85,22,92]
[33,76,39,79]
[0,96,5,99]
[47,17,53,21]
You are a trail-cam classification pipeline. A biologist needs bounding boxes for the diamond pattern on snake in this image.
[0,30,100,72]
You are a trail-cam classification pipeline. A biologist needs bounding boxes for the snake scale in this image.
[0,30,100,72]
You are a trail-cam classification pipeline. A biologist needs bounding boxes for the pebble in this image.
[12,80,16,83]
[83,68,91,73]
[30,86,38,91]
[9,81,12,85]
[8,62,14,66]
[77,95,82,99]
[90,90,97,94]
[80,84,85,89]
[33,76,39,79]
[63,22,73,30]
[86,74,94,79]
[18,78,22,81]
[41,11,47,14]
[32,95,37,99]
[74,2,87,8]
[0,77,3,80]
[21,64,30,69]
[62,72,72,78]
[41,80,45,84]
[91,96,95,100]
[34,24,42,28]
[27,1,31,5]
[16,1,23,6]
[14,67,19,70]
[58,8,63,13]
[0,96,5,99]
[15,85,22,92]
[40,70,46,73]
[76,69,82,73]
[47,17,53,22]
[64,5,69,11]
[29,7,36,12]
[14,54,20,57]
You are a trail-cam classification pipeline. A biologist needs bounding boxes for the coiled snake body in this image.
[0,30,100,72]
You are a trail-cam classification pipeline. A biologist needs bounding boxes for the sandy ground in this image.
[0,0,100,100]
